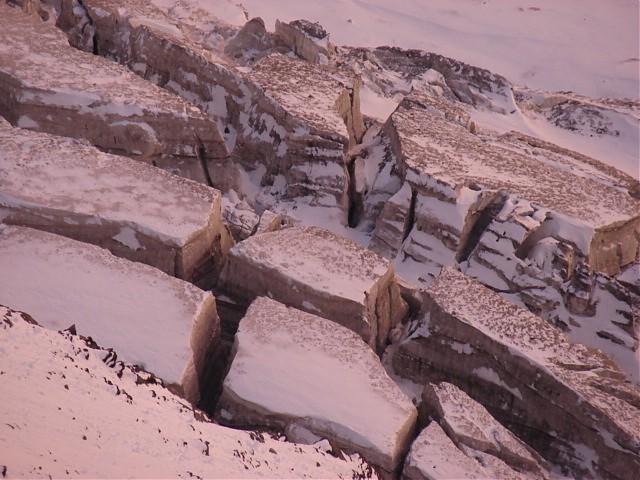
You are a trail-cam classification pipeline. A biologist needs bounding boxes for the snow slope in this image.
[0,305,374,479]
[233,0,639,100]
[205,0,638,178]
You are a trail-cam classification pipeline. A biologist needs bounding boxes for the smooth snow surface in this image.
[224,297,417,470]
[0,306,373,479]
[235,0,639,100]
[0,226,211,384]
[0,123,220,246]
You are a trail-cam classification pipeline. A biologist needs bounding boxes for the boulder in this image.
[393,267,640,480]
[0,226,223,406]
[403,422,536,480]
[0,120,232,287]
[275,19,336,64]
[421,382,547,476]
[0,305,375,479]
[218,226,408,351]
[217,297,417,472]
[0,3,230,187]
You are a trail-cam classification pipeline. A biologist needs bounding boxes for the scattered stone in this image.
[0,119,232,286]
[218,297,417,472]
[218,226,408,351]
[0,304,375,479]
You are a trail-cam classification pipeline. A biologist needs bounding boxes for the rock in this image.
[0,3,230,186]
[0,305,376,479]
[218,226,408,351]
[0,120,232,287]
[393,267,640,480]
[421,382,547,477]
[0,226,223,406]
[275,19,336,64]
[57,0,364,217]
[224,17,280,64]
[367,92,640,374]
[253,210,281,235]
[403,422,536,480]
[217,297,417,472]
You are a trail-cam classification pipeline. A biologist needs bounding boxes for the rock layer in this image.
[218,297,417,472]
[0,2,229,186]
[57,0,365,216]
[421,382,547,477]
[218,226,408,351]
[393,267,640,480]
[403,422,537,480]
[0,119,232,286]
[0,226,223,406]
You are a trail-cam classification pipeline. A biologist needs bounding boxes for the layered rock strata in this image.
[368,93,639,374]
[0,119,231,286]
[393,267,640,480]
[0,3,230,186]
[57,0,365,216]
[218,226,408,351]
[403,422,539,480]
[218,297,417,473]
[421,382,548,477]
[0,226,223,406]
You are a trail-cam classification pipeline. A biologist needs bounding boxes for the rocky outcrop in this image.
[341,45,512,112]
[0,226,223,406]
[0,3,230,187]
[218,226,408,351]
[217,297,417,473]
[0,119,232,287]
[403,422,538,480]
[0,304,376,479]
[56,0,365,218]
[366,92,640,376]
[275,19,336,65]
[421,382,548,477]
[393,267,640,480]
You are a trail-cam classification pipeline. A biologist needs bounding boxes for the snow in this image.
[234,0,639,100]
[231,226,390,304]
[0,122,221,247]
[223,297,417,470]
[0,226,212,385]
[0,306,374,479]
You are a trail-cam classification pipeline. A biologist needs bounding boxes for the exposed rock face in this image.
[0,3,230,186]
[56,0,364,218]
[0,305,376,479]
[275,19,336,64]
[403,422,538,480]
[393,267,640,480]
[218,226,408,351]
[341,45,512,112]
[421,382,548,477]
[224,17,282,65]
[0,120,232,287]
[0,226,223,406]
[218,297,417,472]
[367,92,640,375]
